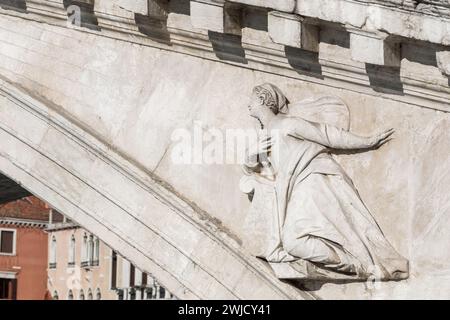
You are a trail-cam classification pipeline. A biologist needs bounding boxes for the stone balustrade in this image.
[0,0,450,110]
[1,0,450,99]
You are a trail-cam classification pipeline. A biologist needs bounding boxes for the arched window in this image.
[49,236,57,268]
[96,288,101,300]
[129,288,136,300]
[68,290,74,300]
[81,233,88,267]
[53,290,59,300]
[159,287,166,299]
[88,234,94,265]
[87,288,93,300]
[117,289,124,300]
[79,289,85,300]
[145,287,153,300]
[91,237,100,266]
[68,234,75,267]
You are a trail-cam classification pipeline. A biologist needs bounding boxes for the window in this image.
[68,235,75,267]
[129,288,136,300]
[129,264,135,288]
[87,289,93,300]
[88,235,94,265]
[0,279,17,300]
[79,289,85,300]
[93,237,100,266]
[117,289,124,300]
[68,290,74,300]
[110,250,117,289]
[81,233,88,267]
[49,236,57,268]
[53,291,59,300]
[96,288,101,300]
[0,229,16,255]
[145,287,153,300]
[81,233,100,268]
[159,287,166,299]
[142,273,148,287]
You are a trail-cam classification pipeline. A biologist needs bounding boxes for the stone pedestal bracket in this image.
[268,11,319,52]
[190,0,242,36]
[349,29,401,67]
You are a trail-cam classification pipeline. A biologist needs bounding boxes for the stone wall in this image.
[0,0,449,299]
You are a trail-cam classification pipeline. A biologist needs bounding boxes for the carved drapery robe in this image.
[241,96,409,280]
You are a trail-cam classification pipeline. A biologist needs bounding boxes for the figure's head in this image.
[248,83,289,119]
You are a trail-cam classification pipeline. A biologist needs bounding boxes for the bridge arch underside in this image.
[0,78,308,300]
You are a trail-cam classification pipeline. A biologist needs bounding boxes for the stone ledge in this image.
[229,0,296,13]
[1,4,450,113]
[295,0,450,46]
[1,3,450,113]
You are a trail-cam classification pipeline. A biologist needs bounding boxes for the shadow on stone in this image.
[208,31,248,64]
[331,141,394,156]
[0,172,31,205]
[169,0,190,15]
[135,13,171,45]
[402,42,438,67]
[242,6,268,32]
[320,26,350,49]
[286,278,368,292]
[285,46,324,79]
[365,63,404,94]
[0,0,27,12]
[63,0,100,31]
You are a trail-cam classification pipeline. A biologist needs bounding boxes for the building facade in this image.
[47,211,173,300]
[0,197,50,300]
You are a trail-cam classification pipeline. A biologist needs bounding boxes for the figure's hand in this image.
[369,128,395,148]
[254,134,273,155]
[244,134,273,166]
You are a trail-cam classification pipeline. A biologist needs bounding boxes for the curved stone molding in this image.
[0,77,311,300]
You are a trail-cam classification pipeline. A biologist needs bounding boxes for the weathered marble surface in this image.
[0,1,448,299]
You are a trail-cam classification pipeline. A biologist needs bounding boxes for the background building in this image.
[0,197,50,300]
[1,194,174,300]
[47,210,174,300]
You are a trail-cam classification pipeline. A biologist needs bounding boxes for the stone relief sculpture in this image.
[240,83,409,281]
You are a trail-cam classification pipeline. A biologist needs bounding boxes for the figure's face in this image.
[248,92,266,119]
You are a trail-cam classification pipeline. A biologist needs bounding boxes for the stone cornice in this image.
[0,1,448,113]
[0,217,48,228]
[295,0,450,45]
[46,221,79,231]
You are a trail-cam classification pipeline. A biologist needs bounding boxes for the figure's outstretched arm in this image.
[285,117,394,150]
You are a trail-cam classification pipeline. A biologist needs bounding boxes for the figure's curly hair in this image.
[252,84,289,115]
[252,86,279,114]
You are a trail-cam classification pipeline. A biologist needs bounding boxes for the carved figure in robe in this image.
[240,83,409,280]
